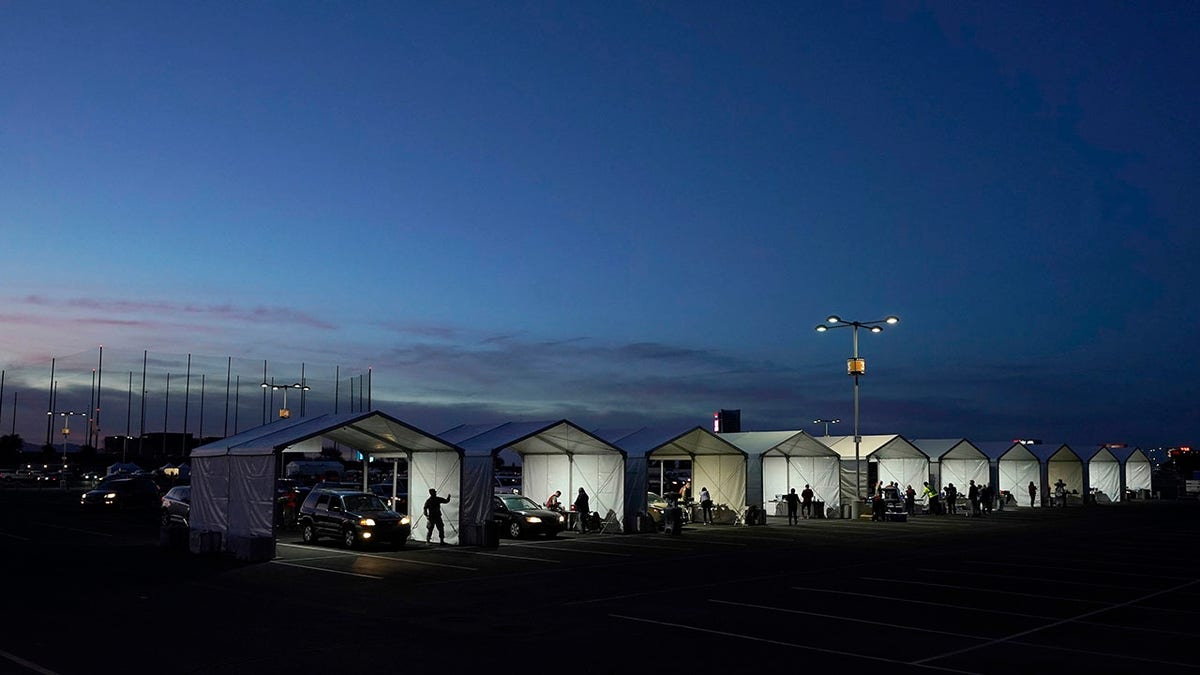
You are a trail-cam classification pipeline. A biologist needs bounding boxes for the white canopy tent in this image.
[915,439,990,497]
[440,420,625,541]
[1115,447,1152,496]
[821,435,928,501]
[720,430,841,514]
[190,410,462,559]
[1035,444,1084,502]
[979,441,1041,507]
[598,426,747,527]
[1083,446,1122,503]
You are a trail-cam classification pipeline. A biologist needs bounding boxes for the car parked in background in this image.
[296,488,411,549]
[369,483,407,513]
[160,485,191,527]
[646,491,689,529]
[492,493,565,539]
[80,476,161,510]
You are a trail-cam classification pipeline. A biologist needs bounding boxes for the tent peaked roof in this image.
[594,425,746,459]
[1029,443,1083,462]
[975,441,1029,461]
[820,434,924,460]
[191,410,458,458]
[1109,447,1147,463]
[912,438,985,461]
[439,420,621,457]
[719,430,837,457]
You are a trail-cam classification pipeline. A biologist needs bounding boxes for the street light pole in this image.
[816,314,899,518]
[47,410,84,489]
[812,418,841,436]
[261,380,311,419]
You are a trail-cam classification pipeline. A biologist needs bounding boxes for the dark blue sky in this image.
[1,2,1196,448]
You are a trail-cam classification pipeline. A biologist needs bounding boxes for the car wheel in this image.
[342,528,356,549]
[301,523,318,544]
[507,521,522,538]
[160,510,171,527]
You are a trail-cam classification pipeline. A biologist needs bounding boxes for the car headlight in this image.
[525,516,542,524]
[558,514,566,523]
[359,518,376,527]
[400,516,411,526]
[104,492,117,499]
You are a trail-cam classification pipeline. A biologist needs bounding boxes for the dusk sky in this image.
[2,2,1196,450]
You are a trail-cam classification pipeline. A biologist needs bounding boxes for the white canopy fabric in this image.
[1084,446,1121,503]
[440,420,625,541]
[979,442,1041,507]
[915,439,991,498]
[720,430,841,512]
[597,425,747,526]
[190,410,461,558]
[1036,445,1084,500]
[1117,448,1152,494]
[820,435,929,500]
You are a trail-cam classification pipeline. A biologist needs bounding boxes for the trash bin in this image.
[841,504,852,519]
[664,507,683,535]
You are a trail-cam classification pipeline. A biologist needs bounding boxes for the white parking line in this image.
[503,542,632,557]
[861,577,1108,604]
[0,648,60,675]
[610,613,974,673]
[963,559,1193,580]
[276,542,478,570]
[269,560,383,579]
[917,568,1162,591]
[31,522,112,537]
[0,530,31,541]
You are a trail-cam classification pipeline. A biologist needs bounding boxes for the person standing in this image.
[699,486,714,524]
[784,488,800,525]
[946,483,958,515]
[904,484,916,515]
[574,487,590,533]
[1028,481,1038,508]
[423,488,451,545]
[545,490,562,511]
[921,481,939,515]
[968,479,980,517]
[801,484,815,519]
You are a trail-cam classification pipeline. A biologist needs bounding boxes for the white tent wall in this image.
[226,453,276,561]
[1089,451,1120,503]
[570,454,625,529]
[1125,454,1152,494]
[521,453,569,506]
[939,458,990,494]
[999,459,1041,507]
[410,449,462,545]
[190,455,228,549]
[761,455,840,510]
[693,454,746,514]
[875,457,927,494]
[839,460,865,507]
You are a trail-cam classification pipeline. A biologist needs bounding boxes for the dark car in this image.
[296,488,411,549]
[80,477,161,510]
[369,483,408,513]
[646,491,689,529]
[160,485,191,527]
[492,493,566,539]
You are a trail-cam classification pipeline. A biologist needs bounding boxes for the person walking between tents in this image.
[699,486,714,524]
[801,484,815,519]
[784,488,800,525]
[1028,481,1038,508]
[968,480,980,517]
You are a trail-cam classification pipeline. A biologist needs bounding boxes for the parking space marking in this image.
[0,529,30,541]
[862,577,1109,604]
[456,549,562,562]
[963,559,1193,580]
[31,522,113,537]
[0,648,60,675]
[503,542,632,557]
[276,543,478,570]
[610,613,975,674]
[916,568,1160,591]
[269,560,383,579]
[789,585,1044,619]
[912,578,1200,667]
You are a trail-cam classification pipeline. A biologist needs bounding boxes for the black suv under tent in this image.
[190,410,462,560]
[439,420,626,544]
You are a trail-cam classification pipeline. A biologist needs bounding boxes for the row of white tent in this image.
[187,410,1153,561]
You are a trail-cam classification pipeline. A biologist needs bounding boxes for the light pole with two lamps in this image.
[815,314,899,518]
[261,380,311,419]
[812,418,840,436]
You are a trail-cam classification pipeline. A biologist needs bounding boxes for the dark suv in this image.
[296,488,411,549]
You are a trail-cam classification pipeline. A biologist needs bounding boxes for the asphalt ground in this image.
[0,488,1196,674]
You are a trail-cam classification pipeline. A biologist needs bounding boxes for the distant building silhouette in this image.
[713,409,741,433]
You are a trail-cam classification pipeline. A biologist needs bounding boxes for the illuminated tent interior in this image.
[1114,447,1152,496]
[915,439,990,498]
[1034,444,1084,502]
[190,410,462,559]
[979,441,1042,507]
[440,420,626,542]
[1082,445,1122,503]
[720,430,841,513]
[821,435,929,501]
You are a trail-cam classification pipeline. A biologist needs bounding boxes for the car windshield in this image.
[342,494,388,512]
[497,495,541,510]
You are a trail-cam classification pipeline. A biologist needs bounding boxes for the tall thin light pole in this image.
[45,358,55,446]
[816,315,899,518]
[223,357,232,438]
[125,371,133,464]
[95,345,104,449]
[88,368,96,448]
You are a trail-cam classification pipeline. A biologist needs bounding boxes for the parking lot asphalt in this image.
[1,488,1196,674]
